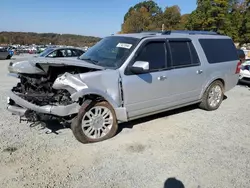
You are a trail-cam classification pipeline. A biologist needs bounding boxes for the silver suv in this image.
[7,31,240,144]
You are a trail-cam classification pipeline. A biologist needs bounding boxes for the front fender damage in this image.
[52,72,128,122]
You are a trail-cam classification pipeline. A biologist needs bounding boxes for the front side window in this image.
[79,36,139,69]
[77,50,85,56]
[71,49,80,56]
[48,49,67,58]
[39,48,54,57]
[135,41,166,70]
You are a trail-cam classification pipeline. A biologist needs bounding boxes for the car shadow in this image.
[117,104,198,135]
[223,95,228,100]
[29,120,70,135]
[164,178,185,188]
[117,95,228,135]
[29,95,228,136]
[237,82,250,88]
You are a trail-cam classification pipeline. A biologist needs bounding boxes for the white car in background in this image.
[239,59,250,85]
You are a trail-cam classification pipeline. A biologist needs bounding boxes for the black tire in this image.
[6,55,11,59]
[199,80,224,111]
[71,101,118,144]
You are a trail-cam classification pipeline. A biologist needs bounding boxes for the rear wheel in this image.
[199,81,224,111]
[71,101,118,144]
[6,55,11,59]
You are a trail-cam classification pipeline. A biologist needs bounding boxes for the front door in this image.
[121,40,171,118]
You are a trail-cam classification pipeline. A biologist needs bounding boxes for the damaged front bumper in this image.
[7,91,81,118]
[7,90,128,122]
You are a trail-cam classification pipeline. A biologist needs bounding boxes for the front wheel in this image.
[199,81,224,111]
[71,101,118,144]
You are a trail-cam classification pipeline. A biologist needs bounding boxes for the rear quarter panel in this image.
[193,36,239,97]
[201,61,238,95]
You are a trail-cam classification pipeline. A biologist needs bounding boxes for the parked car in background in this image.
[237,49,246,63]
[7,30,240,144]
[0,47,11,60]
[37,47,85,58]
[239,59,250,85]
[37,46,47,54]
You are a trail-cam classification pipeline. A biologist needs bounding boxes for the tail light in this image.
[235,61,241,74]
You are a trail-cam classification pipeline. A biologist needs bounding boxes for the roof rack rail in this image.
[140,30,219,35]
[163,30,219,35]
[140,31,163,35]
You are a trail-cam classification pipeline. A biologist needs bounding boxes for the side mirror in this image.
[130,61,149,74]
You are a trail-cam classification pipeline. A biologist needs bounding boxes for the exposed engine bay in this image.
[11,66,97,106]
[7,58,124,125]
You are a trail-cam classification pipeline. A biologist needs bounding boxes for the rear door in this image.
[166,39,205,104]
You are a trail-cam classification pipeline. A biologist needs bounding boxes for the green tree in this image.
[162,5,181,30]
[122,7,153,33]
[186,10,204,30]
[0,32,101,46]
[177,14,190,30]
[207,0,230,34]
[227,0,245,41]
[187,0,231,33]
[123,0,162,23]
[121,0,163,33]
[239,0,250,44]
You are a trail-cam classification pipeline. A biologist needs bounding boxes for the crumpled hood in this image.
[8,57,104,74]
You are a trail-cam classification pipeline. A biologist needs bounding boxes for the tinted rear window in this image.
[199,39,238,64]
[169,41,192,67]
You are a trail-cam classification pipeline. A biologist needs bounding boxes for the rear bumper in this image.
[239,78,250,85]
[7,90,81,117]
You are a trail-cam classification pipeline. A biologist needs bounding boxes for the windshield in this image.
[39,48,54,57]
[79,36,139,69]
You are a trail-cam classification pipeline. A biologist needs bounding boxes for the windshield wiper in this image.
[81,58,99,65]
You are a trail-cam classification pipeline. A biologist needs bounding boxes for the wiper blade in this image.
[81,58,99,65]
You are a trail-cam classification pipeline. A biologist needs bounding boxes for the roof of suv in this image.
[113,30,231,40]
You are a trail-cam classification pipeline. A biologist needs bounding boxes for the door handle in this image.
[196,70,203,74]
[158,75,167,81]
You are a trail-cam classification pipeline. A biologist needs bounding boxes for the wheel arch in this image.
[71,88,128,122]
[200,78,225,99]
[71,89,119,109]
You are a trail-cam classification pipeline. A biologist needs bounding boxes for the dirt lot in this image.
[0,55,250,188]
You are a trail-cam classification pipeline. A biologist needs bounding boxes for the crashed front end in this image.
[6,58,108,123]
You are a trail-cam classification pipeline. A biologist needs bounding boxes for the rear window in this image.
[199,39,238,64]
[169,42,192,67]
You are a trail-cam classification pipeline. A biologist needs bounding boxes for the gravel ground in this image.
[0,55,250,188]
